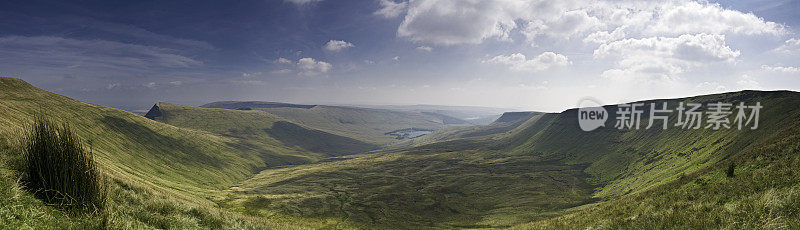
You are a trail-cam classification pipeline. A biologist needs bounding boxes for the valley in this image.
[1,77,799,229]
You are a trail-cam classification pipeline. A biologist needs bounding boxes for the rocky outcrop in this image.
[143,104,163,120]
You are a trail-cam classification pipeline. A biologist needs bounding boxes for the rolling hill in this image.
[202,101,470,145]
[0,77,335,228]
[145,102,379,157]
[0,78,304,193]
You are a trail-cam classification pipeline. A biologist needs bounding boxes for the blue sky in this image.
[1,0,799,112]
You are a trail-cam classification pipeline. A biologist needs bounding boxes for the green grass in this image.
[0,167,306,229]
[21,117,107,215]
[0,77,323,228]
[497,90,800,198]
[517,123,800,229]
[0,77,312,195]
[224,150,596,229]
[228,105,465,145]
[150,102,379,157]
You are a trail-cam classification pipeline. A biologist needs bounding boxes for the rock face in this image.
[143,104,163,120]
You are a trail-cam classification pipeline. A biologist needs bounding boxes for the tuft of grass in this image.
[21,116,107,215]
[726,163,735,178]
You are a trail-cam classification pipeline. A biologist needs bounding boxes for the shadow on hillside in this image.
[265,121,379,156]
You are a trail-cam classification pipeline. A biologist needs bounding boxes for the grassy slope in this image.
[518,123,800,229]
[385,111,542,150]
[224,90,800,228]
[218,104,466,145]
[150,103,379,157]
[0,167,305,229]
[0,77,313,194]
[0,77,323,228]
[498,90,800,198]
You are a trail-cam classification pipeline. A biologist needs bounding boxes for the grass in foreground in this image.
[21,117,107,215]
[0,166,308,229]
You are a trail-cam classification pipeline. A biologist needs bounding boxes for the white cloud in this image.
[397,0,523,45]
[363,59,375,64]
[0,36,202,70]
[275,57,293,64]
[583,26,626,44]
[106,83,120,90]
[71,18,214,50]
[486,52,570,72]
[523,9,601,43]
[169,81,182,86]
[297,57,332,76]
[242,72,262,78]
[285,0,323,5]
[643,1,784,36]
[143,82,157,89]
[416,46,432,52]
[774,38,800,54]
[395,0,783,46]
[392,56,400,61]
[594,33,739,76]
[323,40,355,52]
[761,65,800,73]
[695,81,727,93]
[374,0,408,18]
[737,74,760,89]
[270,69,293,74]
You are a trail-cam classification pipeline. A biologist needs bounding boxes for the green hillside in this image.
[218,90,800,228]
[498,90,800,198]
[0,78,301,193]
[146,102,379,157]
[0,77,320,228]
[384,111,542,150]
[518,122,800,229]
[202,102,469,145]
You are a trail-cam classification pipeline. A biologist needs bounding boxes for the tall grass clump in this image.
[22,116,107,215]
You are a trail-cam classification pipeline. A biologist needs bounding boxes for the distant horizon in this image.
[83,83,796,114]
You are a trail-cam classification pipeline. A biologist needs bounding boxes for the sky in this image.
[1,0,799,112]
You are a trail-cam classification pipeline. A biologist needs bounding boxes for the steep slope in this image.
[498,90,800,198]
[203,101,469,145]
[0,78,308,194]
[518,122,800,229]
[0,77,325,228]
[147,102,379,156]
